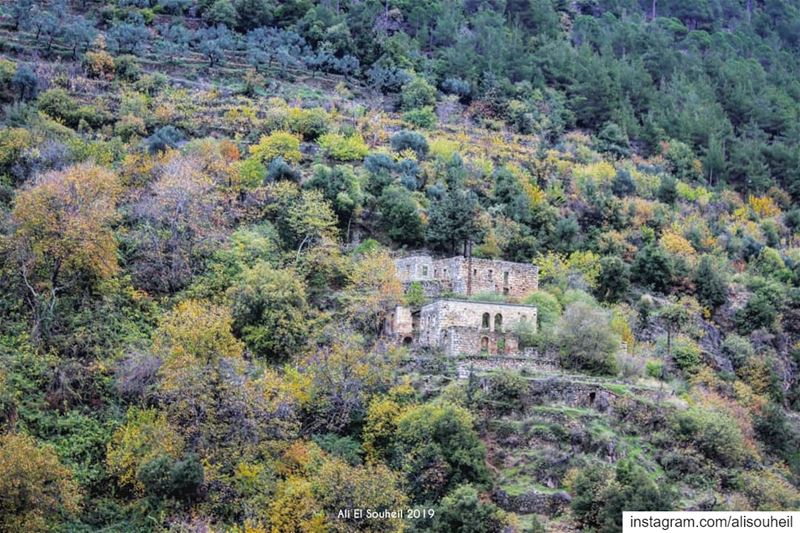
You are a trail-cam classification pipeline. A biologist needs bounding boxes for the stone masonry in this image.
[388,254,540,356]
[416,299,538,356]
[394,255,539,300]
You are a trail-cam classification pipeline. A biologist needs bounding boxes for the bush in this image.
[266,156,300,183]
[401,76,437,110]
[673,406,748,467]
[556,302,619,375]
[83,50,115,80]
[595,255,630,303]
[113,55,142,82]
[137,454,203,502]
[318,132,369,161]
[390,129,429,158]
[670,336,702,374]
[645,359,665,380]
[287,107,330,140]
[249,131,302,164]
[481,370,527,413]
[37,88,78,123]
[441,77,471,100]
[312,434,364,466]
[572,460,674,533]
[383,403,489,502]
[227,262,308,361]
[721,334,754,370]
[146,125,184,153]
[523,290,562,330]
[432,484,511,533]
[631,244,674,293]
[403,106,436,128]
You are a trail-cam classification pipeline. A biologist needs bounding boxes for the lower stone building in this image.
[385,299,538,356]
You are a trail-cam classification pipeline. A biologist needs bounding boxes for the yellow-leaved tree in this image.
[7,163,120,342]
[0,433,81,532]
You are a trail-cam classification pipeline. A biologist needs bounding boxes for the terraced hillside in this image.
[1,1,800,532]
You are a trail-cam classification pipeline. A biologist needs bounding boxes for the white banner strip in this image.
[623,512,798,532]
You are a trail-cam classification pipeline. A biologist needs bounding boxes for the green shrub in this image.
[113,55,142,82]
[287,107,330,140]
[403,106,437,128]
[401,76,437,110]
[481,370,527,413]
[390,129,429,158]
[572,460,675,533]
[249,131,302,164]
[673,406,747,467]
[556,302,619,375]
[645,359,665,380]
[318,132,369,161]
[432,484,512,532]
[670,336,702,374]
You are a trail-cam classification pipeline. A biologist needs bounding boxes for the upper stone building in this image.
[386,254,540,356]
[394,254,539,300]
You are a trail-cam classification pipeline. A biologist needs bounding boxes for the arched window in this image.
[480,336,489,352]
[481,313,490,329]
[494,313,503,332]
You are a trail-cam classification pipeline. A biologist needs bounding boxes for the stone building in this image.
[386,254,540,356]
[419,299,538,356]
[394,254,539,300]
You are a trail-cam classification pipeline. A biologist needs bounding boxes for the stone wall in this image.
[401,280,444,298]
[418,299,537,356]
[442,256,539,299]
[394,254,539,300]
[384,305,414,339]
[492,488,571,516]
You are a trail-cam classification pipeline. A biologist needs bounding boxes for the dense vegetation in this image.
[1,0,799,531]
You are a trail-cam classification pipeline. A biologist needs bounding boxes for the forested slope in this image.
[0,0,799,531]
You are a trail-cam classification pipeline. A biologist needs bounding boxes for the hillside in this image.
[1,0,800,532]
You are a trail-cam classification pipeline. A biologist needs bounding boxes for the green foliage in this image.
[673,406,748,467]
[556,302,619,375]
[378,184,425,246]
[312,434,364,466]
[572,460,675,533]
[431,484,511,533]
[305,164,364,225]
[632,245,674,293]
[405,281,425,307]
[735,282,784,334]
[137,453,203,502]
[250,131,302,164]
[228,262,308,361]
[595,255,630,303]
[390,130,429,158]
[318,132,369,161]
[669,336,702,374]
[523,290,561,331]
[401,76,436,111]
[403,106,437,129]
[694,255,727,310]
[375,402,490,503]
[479,370,527,413]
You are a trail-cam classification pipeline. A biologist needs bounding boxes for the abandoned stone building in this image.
[387,254,540,356]
[394,254,539,300]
